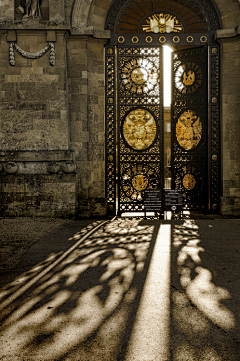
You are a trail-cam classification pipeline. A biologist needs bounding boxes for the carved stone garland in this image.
[9,42,55,66]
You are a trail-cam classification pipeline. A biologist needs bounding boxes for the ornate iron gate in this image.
[118,46,164,215]
[172,47,208,211]
[105,0,221,216]
[105,45,164,216]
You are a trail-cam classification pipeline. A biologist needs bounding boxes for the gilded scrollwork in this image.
[142,13,183,34]
[123,109,157,150]
[176,110,202,150]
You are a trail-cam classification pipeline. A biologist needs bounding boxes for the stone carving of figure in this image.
[22,0,42,18]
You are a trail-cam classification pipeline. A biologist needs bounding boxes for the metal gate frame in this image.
[105,26,221,217]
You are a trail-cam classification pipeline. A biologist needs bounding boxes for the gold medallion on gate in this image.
[123,109,157,150]
[176,110,202,150]
[132,174,149,191]
[183,174,196,190]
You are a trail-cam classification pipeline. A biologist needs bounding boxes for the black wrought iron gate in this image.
[118,47,164,215]
[172,47,208,211]
[105,45,164,216]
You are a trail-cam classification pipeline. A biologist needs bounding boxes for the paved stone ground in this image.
[0,216,239,361]
[0,217,96,272]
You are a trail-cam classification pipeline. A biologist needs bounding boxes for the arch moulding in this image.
[71,0,240,34]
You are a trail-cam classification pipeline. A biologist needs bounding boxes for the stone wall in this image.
[67,37,106,217]
[1,32,69,151]
[0,30,77,217]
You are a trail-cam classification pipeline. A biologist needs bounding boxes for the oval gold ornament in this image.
[176,110,202,150]
[183,174,196,190]
[123,109,157,150]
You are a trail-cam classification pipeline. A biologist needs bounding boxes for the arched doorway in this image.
[105,0,221,216]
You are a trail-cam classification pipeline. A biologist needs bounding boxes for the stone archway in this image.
[70,0,240,216]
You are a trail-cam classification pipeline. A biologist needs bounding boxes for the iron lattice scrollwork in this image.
[174,57,204,96]
[174,163,205,209]
[120,163,160,210]
[105,48,116,215]
[105,0,219,34]
[118,47,164,214]
[210,47,220,212]
[172,47,208,211]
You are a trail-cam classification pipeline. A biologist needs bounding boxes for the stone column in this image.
[217,28,240,215]
[67,36,107,217]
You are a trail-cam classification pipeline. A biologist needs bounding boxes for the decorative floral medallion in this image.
[123,109,157,150]
[175,61,203,95]
[132,174,149,191]
[176,110,202,150]
[121,164,159,202]
[183,174,196,190]
[121,58,158,94]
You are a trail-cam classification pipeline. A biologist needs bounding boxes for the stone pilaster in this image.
[216,29,240,215]
[67,36,106,217]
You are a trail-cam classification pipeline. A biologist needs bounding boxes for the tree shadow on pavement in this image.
[170,218,240,361]
[0,218,160,361]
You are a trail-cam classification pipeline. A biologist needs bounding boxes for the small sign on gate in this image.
[144,189,162,212]
[165,190,183,212]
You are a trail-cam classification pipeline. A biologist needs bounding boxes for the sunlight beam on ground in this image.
[125,224,171,361]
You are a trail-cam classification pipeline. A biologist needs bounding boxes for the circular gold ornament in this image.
[173,36,180,43]
[175,60,203,95]
[121,58,158,94]
[107,48,113,54]
[131,36,139,44]
[123,109,157,150]
[132,174,149,191]
[145,36,153,43]
[131,67,148,84]
[183,174,196,190]
[118,36,125,43]
[186,36,194,43]
[212,48,217,54]
[159,36,166,43]
[200,35,207,43]
[212,97,217,103]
